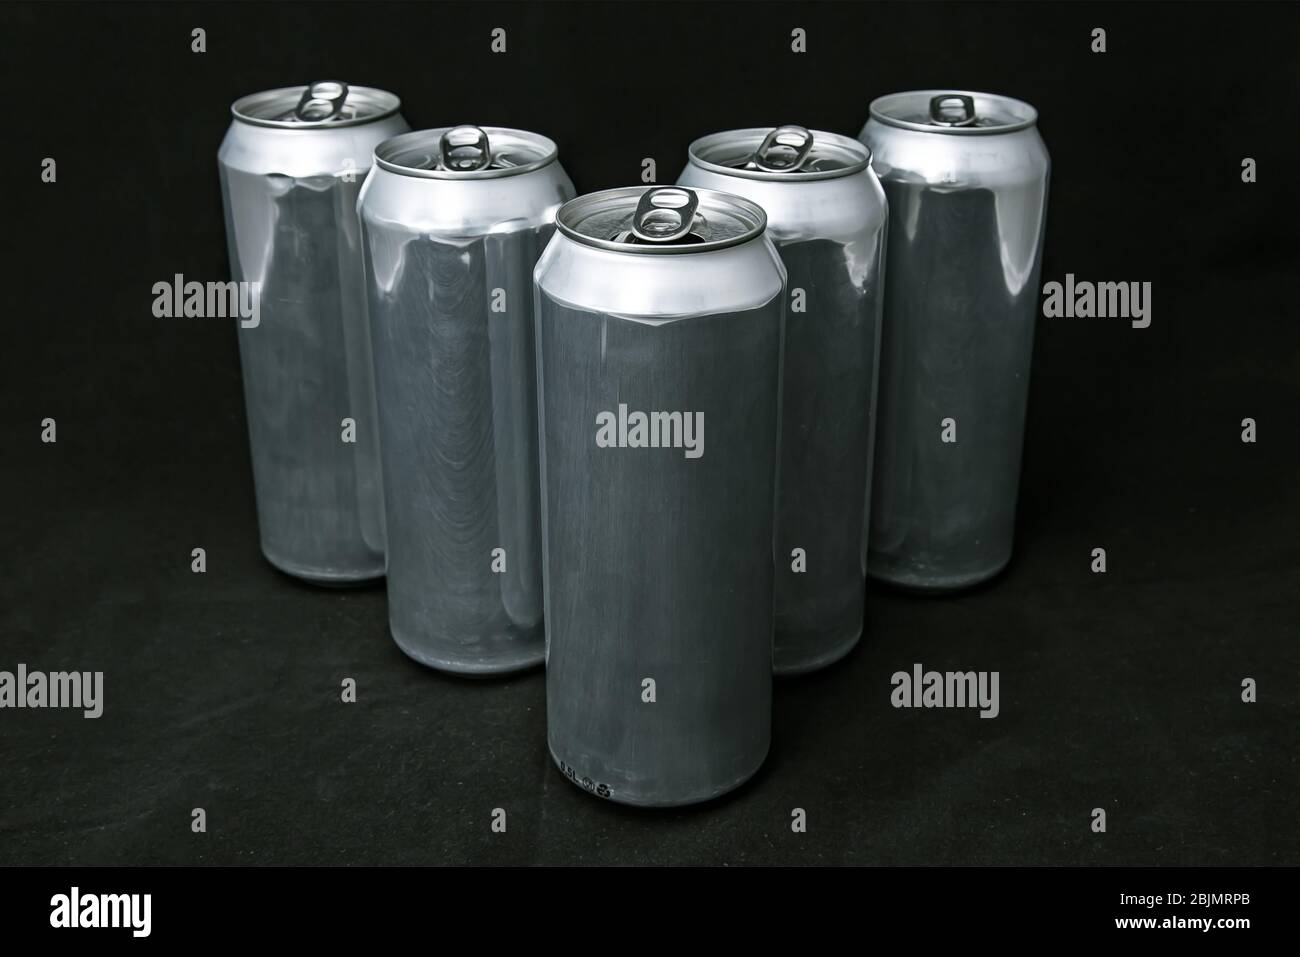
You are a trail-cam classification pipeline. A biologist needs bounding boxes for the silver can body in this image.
[536,187,785,806]
[859,92,1050,590]
[218,84,408,584]
[358,128,575,674]
[678,128,887,674]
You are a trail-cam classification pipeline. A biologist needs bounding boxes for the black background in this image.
[1,1,1297,866]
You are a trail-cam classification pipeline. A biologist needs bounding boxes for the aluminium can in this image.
[859,92,1050,590]
[536,185,786,806]
[358,126,575,674]
[218,82,408,584]
[679,126,887,675]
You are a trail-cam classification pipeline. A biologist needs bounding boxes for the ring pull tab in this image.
[752,125,815,172]
[631,187,700,243]
[438,125,493,172]
[295,80,350,122]
[929,94,977,127]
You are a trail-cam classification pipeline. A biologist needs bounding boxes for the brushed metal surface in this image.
[536,194,785,806]
[218,98,408,584]
[679,129,887,674]
[358,132,574,673]
[860,93,1050,591]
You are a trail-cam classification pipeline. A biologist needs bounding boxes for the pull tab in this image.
[631,187,700,243]
[438,125,492,172]
[929,94,977,127]
[295,81,350,122]
[751,125,814,172]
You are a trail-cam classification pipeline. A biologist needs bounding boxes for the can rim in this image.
[556,186,768,255]
[230,85,402,130]
[374,127,559,180]
[686,127,873,181]
[869,90,1038,135]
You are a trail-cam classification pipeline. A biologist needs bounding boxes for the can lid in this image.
[687,126,872,181]
[869,90,1038,135]
[374,126,557,179]
[557,186,767,255]
[230,82,401,129]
